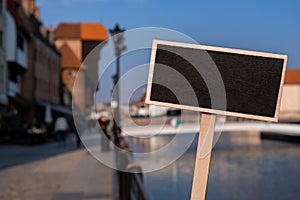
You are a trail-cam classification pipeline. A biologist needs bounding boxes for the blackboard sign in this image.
[146,40,287,122]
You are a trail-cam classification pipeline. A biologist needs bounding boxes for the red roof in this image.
[285,69,300,84]
[59,44,82,68]
[81,23,107,41]
[54,23,81,38]
[55,23,107,41]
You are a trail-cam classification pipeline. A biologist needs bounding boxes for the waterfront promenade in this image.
[122,121,300,136]
[1,121,300,200]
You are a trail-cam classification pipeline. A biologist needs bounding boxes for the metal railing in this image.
[115,137,152,200]
[126,163,152,200]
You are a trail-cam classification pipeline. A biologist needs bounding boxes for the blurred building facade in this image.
[4,0,62,129]
[0,0,8,124]
[0,0,299,140]
[6,0,34,126]
[54,23,107,113]
[28,4,62,125]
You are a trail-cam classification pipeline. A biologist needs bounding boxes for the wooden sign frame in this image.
[145,40,288,122]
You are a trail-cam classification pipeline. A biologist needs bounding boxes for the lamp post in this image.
[110,24,129,200]
[109,24,126,135]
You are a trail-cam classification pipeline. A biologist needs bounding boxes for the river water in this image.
[127,132,300,200]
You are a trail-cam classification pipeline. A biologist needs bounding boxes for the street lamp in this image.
[109,24,126,136]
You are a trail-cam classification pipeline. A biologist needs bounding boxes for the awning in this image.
[45,104,53,123]
[37,100,72,116]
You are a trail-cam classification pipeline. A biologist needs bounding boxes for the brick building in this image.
[28,6,62,125]
[5,0,62,129]
[6,0,34,125]
[54,23,107,113]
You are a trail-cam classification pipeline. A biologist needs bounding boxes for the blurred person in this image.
[54,116,68,146]
[99,116,111,139]
[99,116,110,151]
[113,124,122,146]
[70,120,81,148]
[170,117,180,128]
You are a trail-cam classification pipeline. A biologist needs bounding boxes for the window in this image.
[0,0,3,15]
[33,48,37,61]
[9,68,18,83]
[0,31,3,49]
[68,70,76,77]
[0,64,4,83]
[0,64,4,96]
[17,34,24,50]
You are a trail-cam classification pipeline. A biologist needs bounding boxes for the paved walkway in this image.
[0,135,114,200]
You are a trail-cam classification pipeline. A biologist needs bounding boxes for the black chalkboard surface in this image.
[146,40,287,121]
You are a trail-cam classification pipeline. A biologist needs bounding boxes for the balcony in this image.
[16,47,27,69]
[8,81,20,97]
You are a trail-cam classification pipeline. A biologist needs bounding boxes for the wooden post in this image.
[190,113,216,200]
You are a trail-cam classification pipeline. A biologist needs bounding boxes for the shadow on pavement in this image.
[0,134,83,170]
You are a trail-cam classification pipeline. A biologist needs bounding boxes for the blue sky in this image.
[36,0,300,102]
[37,0,299,67]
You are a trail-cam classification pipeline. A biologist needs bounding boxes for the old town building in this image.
[6,0,34,125]
[6,0,62,129]
[54,23,107,113]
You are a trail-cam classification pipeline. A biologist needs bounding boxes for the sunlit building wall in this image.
[279,69,300,122]
[54,23,107,113]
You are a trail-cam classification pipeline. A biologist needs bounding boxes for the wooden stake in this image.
[190,113,216,200]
